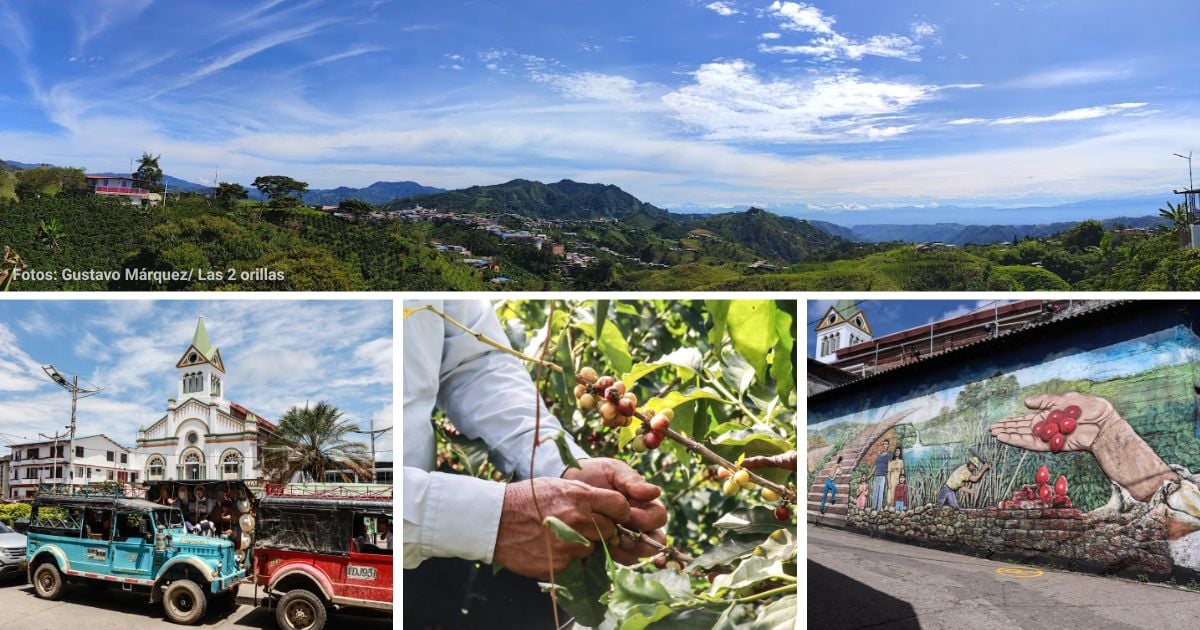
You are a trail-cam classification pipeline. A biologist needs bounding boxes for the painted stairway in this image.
[806,410,914,527]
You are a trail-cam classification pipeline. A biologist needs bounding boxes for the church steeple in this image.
[814,301,873,364]
[175,317,225,402]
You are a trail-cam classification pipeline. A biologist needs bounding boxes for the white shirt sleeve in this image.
[436,300,588,479]
[404,466,505,568]
[403,300,589,569]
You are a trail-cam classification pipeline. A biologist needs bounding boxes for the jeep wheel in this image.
[163,579,208,625]
[276,589,326,630]
[32,563,65,601]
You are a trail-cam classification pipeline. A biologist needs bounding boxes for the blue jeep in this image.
[20,491,245,625]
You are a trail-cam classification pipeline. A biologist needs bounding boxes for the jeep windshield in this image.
[154,508,186,530]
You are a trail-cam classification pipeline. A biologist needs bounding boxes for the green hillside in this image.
[397,178,672,222]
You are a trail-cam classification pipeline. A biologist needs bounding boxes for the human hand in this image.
[493,477,631,580]
[989,393,1117,453]
[990,392,1175,502]
[563,458,668,564]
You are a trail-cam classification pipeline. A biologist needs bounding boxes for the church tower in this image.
[175,317,225,404]
[814,300,873,364]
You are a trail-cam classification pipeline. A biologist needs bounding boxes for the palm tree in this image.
[1159,200,1191,246]
[263,401,374,483]
[135,152,164,193]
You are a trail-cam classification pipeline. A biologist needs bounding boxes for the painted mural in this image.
[809,323,1200,576]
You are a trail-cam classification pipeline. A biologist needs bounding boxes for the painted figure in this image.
[937,456,990,509]
[855,481,868,508]
[894,474,907,510]
[885,447,905,507]
[819,455,843,514]
[872,439,892,510]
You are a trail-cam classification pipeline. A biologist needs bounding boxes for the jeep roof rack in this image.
[263,483,392,501]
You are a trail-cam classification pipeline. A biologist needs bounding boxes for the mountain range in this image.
[813,215,1169,246]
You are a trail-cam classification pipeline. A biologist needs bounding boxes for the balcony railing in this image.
[93,186,150,195]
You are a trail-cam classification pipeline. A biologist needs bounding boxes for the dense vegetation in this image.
[422,299,797,628]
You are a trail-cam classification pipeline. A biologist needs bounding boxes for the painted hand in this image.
[989,393,1118,453]
[563,458,668,564]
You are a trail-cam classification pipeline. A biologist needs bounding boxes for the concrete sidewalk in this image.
[808,524,1200,630]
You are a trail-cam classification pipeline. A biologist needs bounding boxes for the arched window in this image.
[148,456,165,478]
[183,451,203,480]
[222,451,240,478]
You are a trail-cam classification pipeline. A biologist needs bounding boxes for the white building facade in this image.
[7,434,142,499]
[135,318,275,484]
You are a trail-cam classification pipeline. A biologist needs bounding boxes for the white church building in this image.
[135,318,277,484]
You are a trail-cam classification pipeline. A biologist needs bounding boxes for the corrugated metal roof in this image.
[808,300,1134,401]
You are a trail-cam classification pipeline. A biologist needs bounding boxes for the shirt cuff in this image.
[422,472,507,564]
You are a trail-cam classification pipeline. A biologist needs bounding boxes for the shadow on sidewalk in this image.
[808,560,920,630]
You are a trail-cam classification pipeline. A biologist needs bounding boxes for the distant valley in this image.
[810,215,1169,246]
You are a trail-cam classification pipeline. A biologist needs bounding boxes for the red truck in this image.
[253,492,392,630]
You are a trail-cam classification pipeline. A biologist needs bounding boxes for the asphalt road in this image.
[0,577,393,630]
[808,524,1200,630]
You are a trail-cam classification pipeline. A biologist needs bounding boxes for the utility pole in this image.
[353,421,391,481]
[38,429,68,489]
[43,365,103,489]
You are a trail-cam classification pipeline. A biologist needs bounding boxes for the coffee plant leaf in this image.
[707,555,790,596]
[595,299,610,344]
[641,607,724,629]
[714,507,782,535]
[686,534,762,570]
[544,515,591,547]
[441,428,490,477]
[705,299,731,346]
[751,594,798,630]
[554,431,582,471]
[770,308,795,401]
[713,602,751,630]
[725,301,778,381]
[548,556,611,628]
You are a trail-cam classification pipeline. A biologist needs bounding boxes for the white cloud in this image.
[949,102,1149,126]
[760,32,782,40]
[1009,64,1134,89]
[768,1,835,34]
[533,71,647,103]
[762,2,927,61]
[662,60,937,142]
[705,1,739,17]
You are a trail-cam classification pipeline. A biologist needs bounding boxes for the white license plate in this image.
[346,565,376,580]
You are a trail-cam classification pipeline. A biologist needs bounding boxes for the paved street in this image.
[0,577,392,630]
[808,524,1200,630]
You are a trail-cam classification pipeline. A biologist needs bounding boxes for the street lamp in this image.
[352,423,392,481]
[42,365,102,488]
[1174,151,1194,195]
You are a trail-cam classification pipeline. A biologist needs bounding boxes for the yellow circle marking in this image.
[996,567,1043,578]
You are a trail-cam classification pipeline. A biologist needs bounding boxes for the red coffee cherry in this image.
[1038,484,1052,502]
[617,398,637,417]
[654,555,667,569]
[774,505,791,521]
[642,431,663,450]
[1063,405,1082,419]
[1047,409,1065,424]
[1036,465,1050,485]
[1049,433,1065,453]
[595,375,615,391]
[1055,475,1068,496]
[1059,417,1077,435]
[649,414,670,433]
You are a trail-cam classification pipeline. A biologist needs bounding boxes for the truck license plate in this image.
[347,565,376,580]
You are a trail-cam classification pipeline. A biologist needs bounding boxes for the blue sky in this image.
[806,299,1014,356]
[0,1,1197,212]
[0,300,393,458]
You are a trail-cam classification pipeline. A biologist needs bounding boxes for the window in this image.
[130,472,138,483]
[107,470,114,481]
[183,452,202,480]
[107,451,114,462]
[222,452,240,477]
[25,468,36,479]
[75,446,84,458]
[148,457,164,477]
[26,448,39,459]
[120,453,127,464]
[54,445,64,458]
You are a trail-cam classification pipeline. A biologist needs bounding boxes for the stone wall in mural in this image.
[809,323,1200,578]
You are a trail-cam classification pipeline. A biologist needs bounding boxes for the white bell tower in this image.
[175,317,226,404]
[814,301,873,364]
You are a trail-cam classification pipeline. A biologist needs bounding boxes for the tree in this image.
[337,198,374,220]
[1158,200,1191,247]
[37,218,65,252]
[252,175,308,207]
[1060,219,1105,251]
[134,152,164,193]
[14,166,88,200]
[263,401,373,482]
[0,169,16,203]
[213,182,248,211]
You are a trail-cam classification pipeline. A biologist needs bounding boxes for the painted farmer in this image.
[871,439,892,510]
[938,456,990,509]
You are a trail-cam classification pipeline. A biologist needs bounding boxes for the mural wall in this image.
[809,307,1200,578]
